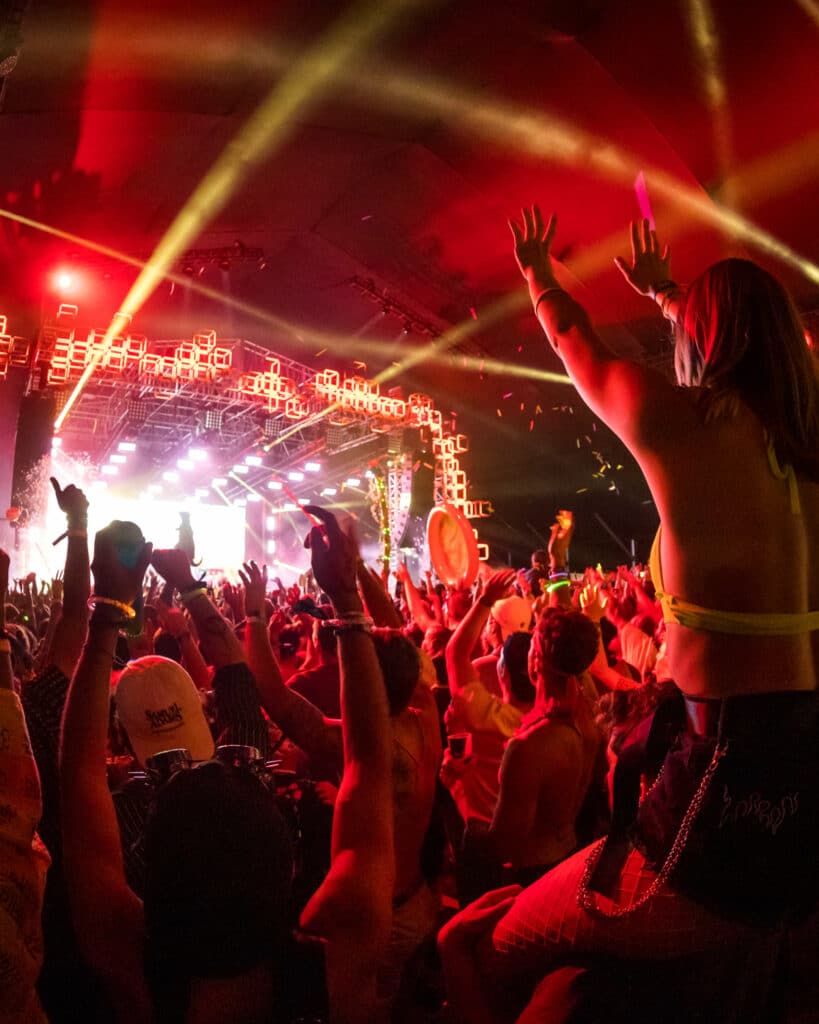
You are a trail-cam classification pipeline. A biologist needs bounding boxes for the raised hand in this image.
[150,548,198,593]
[480,568,517,607]
[614,219,672,297]
[50,476,89,524]
[580,582,608,623]
[91,522,152,605]
[509,205,559,284]
[303,506,361,613]
[51,571,64,604]
[238,560,268,617]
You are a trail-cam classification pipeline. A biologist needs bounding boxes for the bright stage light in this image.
[247,493,262,502]
[53,269,78,295]
[101,465,118,476]
[245,455,263,467]
[110,454,127,464]
[118,441,137,453]
[321,487,337,497]
[195,488,209,498]
[287,471,304,482]
[304,462,321,473]
[177,459,195,471]
[266,539,277,555]
[266,516,277,530]
[232,464,249,475]
[346,477,360,487]
[298,498,309,506]
[282,502,297,512]
[163,470,179,483]
[212,477,228,487]
[189,448,208,462]
[148,484,163,494]
[52,436,62,449]
[234,498,247,508]
[268,480,283,491]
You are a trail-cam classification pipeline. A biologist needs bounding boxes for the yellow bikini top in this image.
[649,444,819,636]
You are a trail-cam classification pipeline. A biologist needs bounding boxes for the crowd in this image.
[1,216,817,1023]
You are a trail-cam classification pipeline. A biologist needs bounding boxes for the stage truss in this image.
[1,306,493,556]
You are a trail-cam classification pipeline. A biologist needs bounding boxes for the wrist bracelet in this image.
[328,617,374,634]
[88,596,136,619]
[659,290,680,322]
[534,287,566,314]
[67,529,88,539]
[546,580,571,593]
[548,571,569,580]
[649,279,677,301]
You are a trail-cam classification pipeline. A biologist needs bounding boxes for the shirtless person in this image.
[239,561,442,1009]
[488,608,602,887]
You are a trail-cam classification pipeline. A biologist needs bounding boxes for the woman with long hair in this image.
[438,213,819,1020]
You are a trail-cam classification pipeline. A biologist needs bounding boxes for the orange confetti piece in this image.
[576,487,588,494]
[497,408,502,417]
[529,420,534,431]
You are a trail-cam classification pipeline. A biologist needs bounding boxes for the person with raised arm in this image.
[239,553,442,1012]
[58,509,396,1023]
[460,208,819,996]
[442,569,534,829]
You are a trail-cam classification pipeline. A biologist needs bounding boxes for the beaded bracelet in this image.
[87,596,136,619]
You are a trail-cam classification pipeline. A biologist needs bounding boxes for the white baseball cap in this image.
[114,656,215,766]
[491,596,533,641]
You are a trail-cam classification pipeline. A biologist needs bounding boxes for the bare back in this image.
[636,397,819,698]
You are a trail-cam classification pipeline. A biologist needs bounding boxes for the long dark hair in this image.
[675,258,819,478]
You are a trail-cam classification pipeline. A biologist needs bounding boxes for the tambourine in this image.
[426,504,480,588]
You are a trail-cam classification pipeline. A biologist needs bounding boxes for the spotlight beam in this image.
[52,0,421,430]
[685,0,736,208]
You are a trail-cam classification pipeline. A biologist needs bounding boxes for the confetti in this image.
[529,420,534,431]
[535,405,542,414]
[470,306,478,320]
[361,214,373,221]
[519,403,524,412]
[616,464,623,470]
[576,438,581,448]
[592,422,597,432]
[479,359,485,373]
[576,487,588,494]
[497,409,502,417]
[517,345,523,352]
[315,348,327,357]
[503,392,513,399]
[353,361,367,370]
